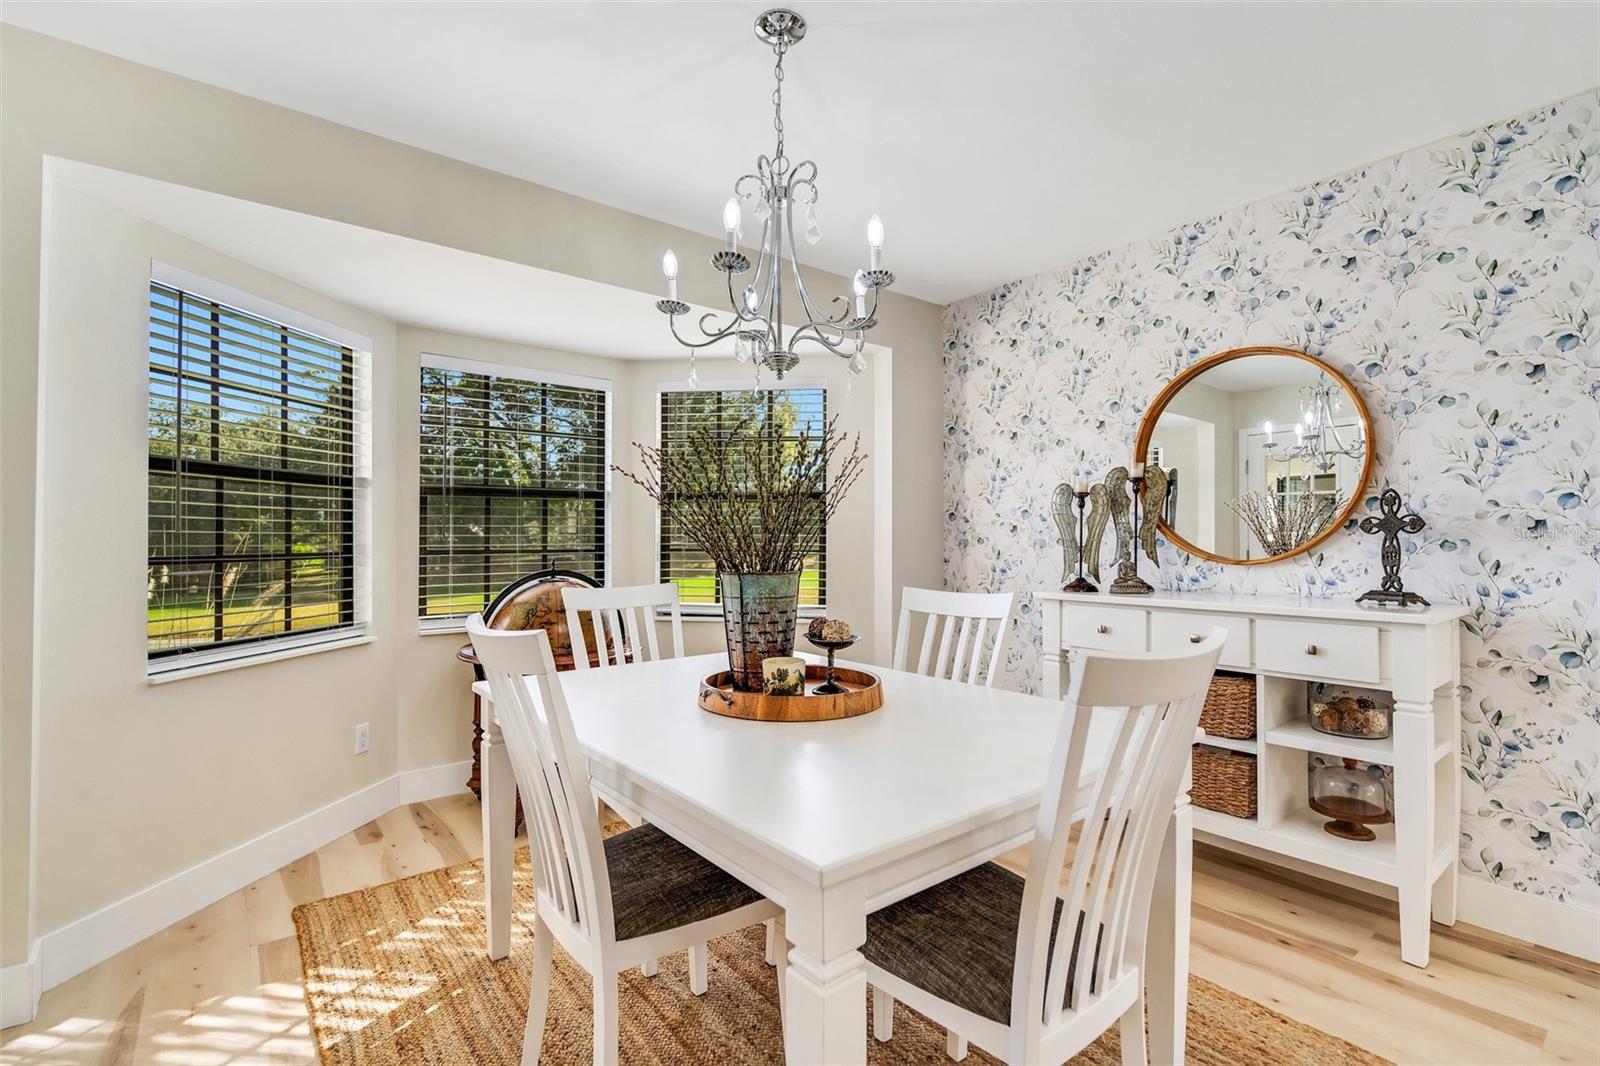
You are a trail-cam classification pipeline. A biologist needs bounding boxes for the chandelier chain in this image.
[771,40,786,171]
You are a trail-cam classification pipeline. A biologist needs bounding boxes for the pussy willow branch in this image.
[614,415,866,574]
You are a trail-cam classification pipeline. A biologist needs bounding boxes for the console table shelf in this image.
[1039,588,1468,967]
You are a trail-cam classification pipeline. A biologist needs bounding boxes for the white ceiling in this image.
[50,158,752,360]
[8,2,1598,304]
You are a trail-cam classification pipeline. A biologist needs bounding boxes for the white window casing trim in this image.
[151,260,375,353]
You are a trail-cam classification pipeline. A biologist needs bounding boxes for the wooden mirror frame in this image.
[1133,345,1375,566]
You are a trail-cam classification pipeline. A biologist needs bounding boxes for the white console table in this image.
[1038,589,1467,967]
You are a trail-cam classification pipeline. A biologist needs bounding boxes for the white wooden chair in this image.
[562,581,715,976]
[467,616,785,1066]
[866,631,1226,1066]
[892,587,1016,688]
[563,582,684,669]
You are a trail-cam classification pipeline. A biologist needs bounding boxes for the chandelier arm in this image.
[789,322,852,354]
[668,315,744,350]
[726,270,767,325]
[783,200,855,327]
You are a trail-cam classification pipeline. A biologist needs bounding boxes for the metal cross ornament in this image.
[1356,488,1430,609]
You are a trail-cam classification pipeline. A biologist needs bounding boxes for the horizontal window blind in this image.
[148,281,365,661]
[659,387,826,609]
[419,362,608,621]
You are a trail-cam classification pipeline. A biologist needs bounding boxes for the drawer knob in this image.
[1189,634,1203,644]
[1305,643,1318,656]
[1096,624,1110,634]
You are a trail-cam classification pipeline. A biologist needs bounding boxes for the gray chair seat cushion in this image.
[864,861,1100,1025]
[604,823,765,941]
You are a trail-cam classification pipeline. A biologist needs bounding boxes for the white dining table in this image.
[476,652,1193,1065]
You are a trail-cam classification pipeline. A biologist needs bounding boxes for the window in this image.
[658,386,826,610]
[147,281,367,668]
[419,357,608,624]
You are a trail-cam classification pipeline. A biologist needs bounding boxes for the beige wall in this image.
[31,183,402,933]
[3,23,940,967]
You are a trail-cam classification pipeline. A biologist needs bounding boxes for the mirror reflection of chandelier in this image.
[654,8,895,385]
[1261,377,1366,472]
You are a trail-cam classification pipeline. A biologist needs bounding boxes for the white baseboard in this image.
[398,759,472,805]
[9,759,472,1026]
[1199,832,1600,963]
[1,943,41,1029]
[1457,876,1600,963]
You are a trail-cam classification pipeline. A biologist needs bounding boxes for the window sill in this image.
[147,630,372,684]
[418,619,468,637]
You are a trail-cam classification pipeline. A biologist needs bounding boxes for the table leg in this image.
[783,885,868,1065]
[1147,798,1191,1066]
[481,699,515,961]
[1393,700,1436,967]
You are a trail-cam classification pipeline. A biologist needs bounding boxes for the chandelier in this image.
[1261,377,1366,472]
[655,8,894,384]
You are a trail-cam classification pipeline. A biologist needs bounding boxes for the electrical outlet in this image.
[355,722,370,755]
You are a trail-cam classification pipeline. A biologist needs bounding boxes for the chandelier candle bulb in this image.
[867,213,884,270]
[662,249,679,301]
[723,198,741,251]
[852,271,867,318]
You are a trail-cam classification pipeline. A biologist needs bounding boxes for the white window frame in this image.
[654,377,829,618]
[146,262,375,681]
[416,353,613,635]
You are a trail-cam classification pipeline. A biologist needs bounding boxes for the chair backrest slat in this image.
[564,583,684,670]
[893,587,1017,688]
[1010,631,1225,1043]
[467,615,616,950]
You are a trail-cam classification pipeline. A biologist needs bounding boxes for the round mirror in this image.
[1134,346,1373,565]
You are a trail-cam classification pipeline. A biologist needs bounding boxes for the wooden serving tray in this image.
[698,664,883,722]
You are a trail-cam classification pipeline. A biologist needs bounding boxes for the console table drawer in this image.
[1256,619,1379,682]
[1064,604,1147,652]
[1150,611,1251,668]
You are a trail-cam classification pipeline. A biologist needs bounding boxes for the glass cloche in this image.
[1309,758,1392,841]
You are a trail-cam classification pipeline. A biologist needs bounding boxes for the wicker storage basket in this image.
[1200,673,1257,740]
[1191,745,1257,819]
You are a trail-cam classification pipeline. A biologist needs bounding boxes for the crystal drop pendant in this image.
[804,205,821,245]
[734,335,749,363]
[688,354,699,390]
[752,196,771,222]
[849,351,866,375]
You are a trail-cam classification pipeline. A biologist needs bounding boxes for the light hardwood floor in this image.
[3,792,1595,1065]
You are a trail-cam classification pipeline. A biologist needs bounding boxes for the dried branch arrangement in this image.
[615,416,866,574]
[1227,489,1337,556]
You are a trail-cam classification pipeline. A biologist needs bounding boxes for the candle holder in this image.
[1110,474,1155,596]
[1065,490,1098,593]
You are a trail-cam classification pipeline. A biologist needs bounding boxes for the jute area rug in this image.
[293,844,1388,1066]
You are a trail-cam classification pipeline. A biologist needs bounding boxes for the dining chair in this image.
[561,581,717,978]
[466,615,785,1066]
[866,630,1226,1066]
[892,587,1017,688]
[563,582,685,669]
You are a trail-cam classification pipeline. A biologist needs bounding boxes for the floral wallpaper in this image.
[943,91,1599,909]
